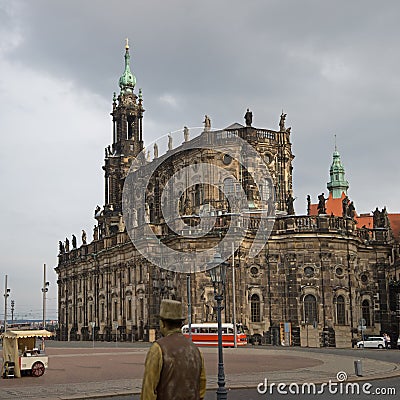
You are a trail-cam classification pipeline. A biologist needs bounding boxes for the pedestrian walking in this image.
[383,333,391,349]
[140,299,206,400]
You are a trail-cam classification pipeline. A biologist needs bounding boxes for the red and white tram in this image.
[182,323,247,347]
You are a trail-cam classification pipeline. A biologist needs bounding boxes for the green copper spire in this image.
[119,38,136,94]
[327,141,349,198]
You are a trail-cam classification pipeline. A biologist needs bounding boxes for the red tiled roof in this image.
[356,215,373,229]
[388,214,400,241]
[309,194,399,240]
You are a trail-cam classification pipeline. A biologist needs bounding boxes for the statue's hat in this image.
[159,299,185,321]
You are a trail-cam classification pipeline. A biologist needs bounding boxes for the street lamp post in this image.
[90,321,95,348]
[306,319,309,348]
[41,264,50,330]
[3,275,11,332]
[208,253,228,400]
[187,273,192,339]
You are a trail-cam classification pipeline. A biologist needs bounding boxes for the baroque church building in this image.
[56,42,400,348]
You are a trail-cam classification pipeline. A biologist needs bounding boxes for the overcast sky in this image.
[1,0,399,321]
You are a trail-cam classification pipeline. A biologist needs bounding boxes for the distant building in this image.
[56,42,400,347]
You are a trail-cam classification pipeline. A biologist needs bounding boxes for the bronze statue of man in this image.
[141,299,206,400]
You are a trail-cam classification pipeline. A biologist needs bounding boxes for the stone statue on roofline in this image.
[347,201,356,219]
[382,207,390,228]
[373,207,380,227]
[154,143,159,158]
[279,112,287,132]
[342,195,349,218]
[317,193,326,215]
[82,230,87,245]
[184,126,190,142]
[244,108,253,127]
[286,194,295,215]
[168,134,173,151]
[203,115,211,132]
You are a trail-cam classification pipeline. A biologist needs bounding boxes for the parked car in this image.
[357,336,385,349]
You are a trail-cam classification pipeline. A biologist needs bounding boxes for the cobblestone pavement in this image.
[1,345,399,400]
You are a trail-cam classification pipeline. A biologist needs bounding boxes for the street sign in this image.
[358,318,366,326]
[358,325,366,331]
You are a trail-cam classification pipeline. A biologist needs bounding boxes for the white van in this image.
[356,336,385,349]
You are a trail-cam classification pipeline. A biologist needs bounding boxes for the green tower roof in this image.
[327,146,349,198]
[119,39,136,94]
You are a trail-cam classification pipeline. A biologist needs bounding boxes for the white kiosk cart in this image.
[1,329,54,378]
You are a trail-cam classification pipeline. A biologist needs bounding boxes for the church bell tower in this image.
[96,40,145,233]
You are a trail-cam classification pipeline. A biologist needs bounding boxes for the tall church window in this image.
[304,294,318,324]
[139,265,143,282]
[362,299,371,327]
[251,294,261,322]
[259,179,272,202]
[127,299,132,320]
[113,301,118,321]
[336,295,346,325]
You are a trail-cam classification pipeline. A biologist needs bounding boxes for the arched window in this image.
[362,299,371,327]
[259,179,272,202]
[304,294,318,324]
[251,294,261,322]
[336,295,346,325]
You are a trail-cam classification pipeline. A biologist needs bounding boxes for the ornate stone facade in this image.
[55,43,399,347]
